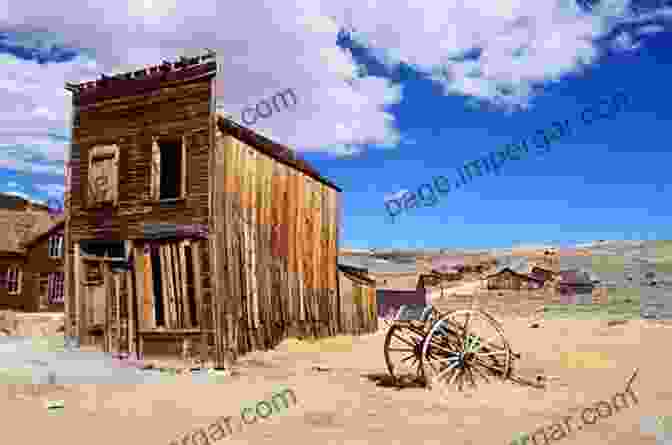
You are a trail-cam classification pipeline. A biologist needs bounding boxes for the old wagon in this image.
[383,304,544,393]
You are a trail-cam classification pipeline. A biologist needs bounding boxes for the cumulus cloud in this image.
[0,0,671,179]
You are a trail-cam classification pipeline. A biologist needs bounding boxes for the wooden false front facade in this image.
[64,53,366,366]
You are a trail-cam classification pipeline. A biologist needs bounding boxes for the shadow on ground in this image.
[362,372,427,390]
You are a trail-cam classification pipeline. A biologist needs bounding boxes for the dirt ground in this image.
[1,305,670,445]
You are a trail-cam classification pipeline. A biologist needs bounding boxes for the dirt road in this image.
[1,314,669,445]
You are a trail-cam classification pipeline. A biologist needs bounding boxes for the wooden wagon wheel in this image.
[383,306,440,383]
[420,309,512,393]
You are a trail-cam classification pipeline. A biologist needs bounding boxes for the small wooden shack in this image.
[529,265,556,283]
[486,267,543,290]
[556,269,600,304]
[63,51,372,366]
[337,263,377,334]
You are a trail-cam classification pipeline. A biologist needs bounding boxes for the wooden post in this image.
[103,262,111,352]
[64,221,71,339]
[192,241,207,366]
[73,242,81,343]
[126,241,135,354]
[179,241,191,328]
[114,272,121,354]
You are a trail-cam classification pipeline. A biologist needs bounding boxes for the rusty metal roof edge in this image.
[215,115,343,193]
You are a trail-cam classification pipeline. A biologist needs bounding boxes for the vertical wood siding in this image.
[210,133,372,364]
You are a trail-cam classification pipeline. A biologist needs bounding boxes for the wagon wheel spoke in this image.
[435,355,461,364]
[470,362,491,384]
[429,342,459,356]
[474,350,508,358]
[400,353,417,363]
[391,332,417,349]
[459,312,471,351]
[472,333,506,354]
[448,367,461,387]
[384,325,425,382]
[421,309,512,393]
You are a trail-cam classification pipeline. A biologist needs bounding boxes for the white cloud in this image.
[1,190,32,200]
[636,24,666,36]
[0,0,670,172]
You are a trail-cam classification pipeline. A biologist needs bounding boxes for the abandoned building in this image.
[0,193,62,312]
[337,263,377,334]
[556,268,601,304]
[486,260,544,291]
[20,217,66,312]
[63,51,375,366]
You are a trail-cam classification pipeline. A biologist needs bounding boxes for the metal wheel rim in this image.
[420,309,512,393]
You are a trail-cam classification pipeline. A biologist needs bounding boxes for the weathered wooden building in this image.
[486,267,543,290]
[0,193,59,311]
[63,52,371,366]
[337,263,377,334]
[20,217,66,312]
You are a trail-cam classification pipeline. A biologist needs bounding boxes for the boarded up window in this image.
[87,144,119,207]
[48,272,65,304]
[151,136,187,200]
[5,267,21,295]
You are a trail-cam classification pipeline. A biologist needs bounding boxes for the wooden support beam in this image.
[126,241,136,354]
[172,243,184,328]
[192,241,207,365]
[179,241,192,328]
[114,273,121,353]
[160,245,175,328]
[142,245,156,329]
[103,262,112,353]
[74,242,81,342]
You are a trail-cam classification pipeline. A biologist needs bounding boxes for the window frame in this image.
[151,135,187,202]
[48,235,64,258]
[47,271,65,304]
[6,267,22,295]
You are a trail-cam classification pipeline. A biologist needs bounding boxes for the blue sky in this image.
[1,1,671,251]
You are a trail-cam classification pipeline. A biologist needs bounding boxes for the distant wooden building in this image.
[0,193,59,311]
[337,263,377,334]
[486,266,543,291]
[20,218,66,312]
[556,269,600,304]
[529,265,556,283]
[63,52,371,366]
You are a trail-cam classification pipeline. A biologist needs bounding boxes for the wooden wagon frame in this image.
[383,304,544,392]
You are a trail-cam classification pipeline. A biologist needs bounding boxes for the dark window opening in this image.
[151,248,165,327]
[80,240,126,259]
[159,139,182,200]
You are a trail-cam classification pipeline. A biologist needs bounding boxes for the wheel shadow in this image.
[362,372,427,390]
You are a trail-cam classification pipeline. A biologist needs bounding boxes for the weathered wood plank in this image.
[74,242,82,341]
[179,240,192,328]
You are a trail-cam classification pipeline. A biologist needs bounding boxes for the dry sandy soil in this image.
[1,302,670,445]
